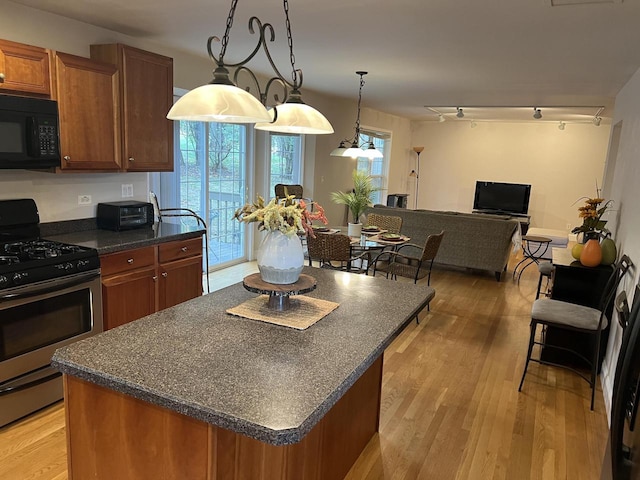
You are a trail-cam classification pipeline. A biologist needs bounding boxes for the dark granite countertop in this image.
[42,220,205,255]
[51,266,435,446]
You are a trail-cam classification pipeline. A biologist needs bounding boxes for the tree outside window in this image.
[269,134,302,197]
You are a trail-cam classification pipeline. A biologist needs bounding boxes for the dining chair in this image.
[365,213,403,234]
[274,183,304,200]
[371,231,445,285]
[306,233,369,273]
[518,254,633,410]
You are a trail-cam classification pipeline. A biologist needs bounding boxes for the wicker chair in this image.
[306,233,369,273]
[365,213,403,234]
[275,184,304,200]
[371,231,445,285]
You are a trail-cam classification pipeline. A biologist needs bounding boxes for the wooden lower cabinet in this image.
[63,356,383,480]
[101,237,203,330]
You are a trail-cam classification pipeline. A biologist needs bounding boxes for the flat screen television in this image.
[473,181,531,215]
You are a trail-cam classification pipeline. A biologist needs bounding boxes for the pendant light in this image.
[167,0,333,135]
[330,71,383,159]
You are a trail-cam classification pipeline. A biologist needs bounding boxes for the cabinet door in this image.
[91,44,173,172]
[102,266,157,330]
[158,255,203,311]
[54,52,121,170]
[0,39,51,96]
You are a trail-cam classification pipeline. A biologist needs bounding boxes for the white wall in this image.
[409,120,611,231]
[598,66,640,418]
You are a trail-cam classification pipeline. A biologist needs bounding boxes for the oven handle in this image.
[0,270,100,302]
[0,370,61,397]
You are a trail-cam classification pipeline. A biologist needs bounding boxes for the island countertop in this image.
[52,267,434,446]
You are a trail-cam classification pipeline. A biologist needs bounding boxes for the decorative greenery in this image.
[571,197,613,235]
[233,194,328,237]
[330,170,379,224]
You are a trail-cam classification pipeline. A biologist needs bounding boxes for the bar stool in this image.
[536,261,554,299]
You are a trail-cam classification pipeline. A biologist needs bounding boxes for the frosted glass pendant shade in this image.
[167,84,271,123]
[362,143,383,159]
[255,103,334,134]
[343,146,364,158]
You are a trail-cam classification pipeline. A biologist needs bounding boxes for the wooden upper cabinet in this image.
[54,52,121,171]
[90,44,174,172]
[0,39,51,96]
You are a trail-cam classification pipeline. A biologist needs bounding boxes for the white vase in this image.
[347,223,362,237]
[257,231,304,284]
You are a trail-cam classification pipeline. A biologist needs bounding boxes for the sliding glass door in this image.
[155,121,250,270]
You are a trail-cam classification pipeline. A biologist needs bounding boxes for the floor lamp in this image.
[410,146,424,209]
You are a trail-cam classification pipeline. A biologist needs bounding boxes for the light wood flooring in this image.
[0,256,609,480]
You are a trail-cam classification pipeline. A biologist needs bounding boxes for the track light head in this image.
[470,120,477,128]
[456,107,464,118]
[533,108,542,119]
[558,121,565,130]
[593,116,602,126]
[438,114,445,123]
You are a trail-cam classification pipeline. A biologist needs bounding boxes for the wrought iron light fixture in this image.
[533,107,542,119]
[456,107,464,118]
[330,71,383,159]
[166,0,333,135]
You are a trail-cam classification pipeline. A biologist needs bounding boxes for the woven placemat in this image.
[226,295,339,330]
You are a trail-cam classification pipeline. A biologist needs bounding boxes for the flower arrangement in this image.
[571,196,612,236]
[233,194,328,237]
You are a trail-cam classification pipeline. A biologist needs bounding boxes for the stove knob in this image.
[0,275,8,288]
[77,259,90,269]
[13,272,29,285]
[65,262,75,271]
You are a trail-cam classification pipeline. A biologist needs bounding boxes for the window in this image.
[269,133,302,197]
[356,130,390,205]
[153,120,250,270]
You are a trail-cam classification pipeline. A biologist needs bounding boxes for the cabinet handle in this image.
[127,258,134,264]
[152,275,157,282]
[128,157,135,162]
[181,246,188,252]
[0,73,5,82]
[162,272,168,278]
[63,155,70,161]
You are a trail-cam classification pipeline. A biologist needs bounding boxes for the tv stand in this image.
[472,210,530,234]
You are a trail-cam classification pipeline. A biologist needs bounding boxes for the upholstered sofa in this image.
[366,205,520,281]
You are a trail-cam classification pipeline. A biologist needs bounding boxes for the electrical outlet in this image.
[78,195,92,205]
[566,223,572,230]
[122,184,134,198]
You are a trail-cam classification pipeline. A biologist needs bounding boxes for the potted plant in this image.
[330,170,379,237]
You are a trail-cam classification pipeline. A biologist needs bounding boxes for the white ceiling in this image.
[11,0,640,123]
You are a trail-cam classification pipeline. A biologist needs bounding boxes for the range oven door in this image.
[0,270,102,427]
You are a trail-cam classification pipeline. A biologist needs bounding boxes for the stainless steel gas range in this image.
[0,199,102,427]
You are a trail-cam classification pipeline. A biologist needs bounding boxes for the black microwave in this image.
[0,94,60,170]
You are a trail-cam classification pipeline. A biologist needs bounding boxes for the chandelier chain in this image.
[283,0,298,85]
[354,73,365,141]
[219,0,239,63]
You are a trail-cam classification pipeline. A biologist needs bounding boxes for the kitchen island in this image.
[52,266,435,480]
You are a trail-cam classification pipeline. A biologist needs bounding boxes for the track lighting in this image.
[533,108,542,119]
[558,121,565,130]
[470,120,477,128]
[456,107,464,118]
[438,114,445,123]
[593,116,602,126]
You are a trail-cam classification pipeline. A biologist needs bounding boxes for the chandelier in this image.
[330,72,383,159]
[166,0,334,135]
